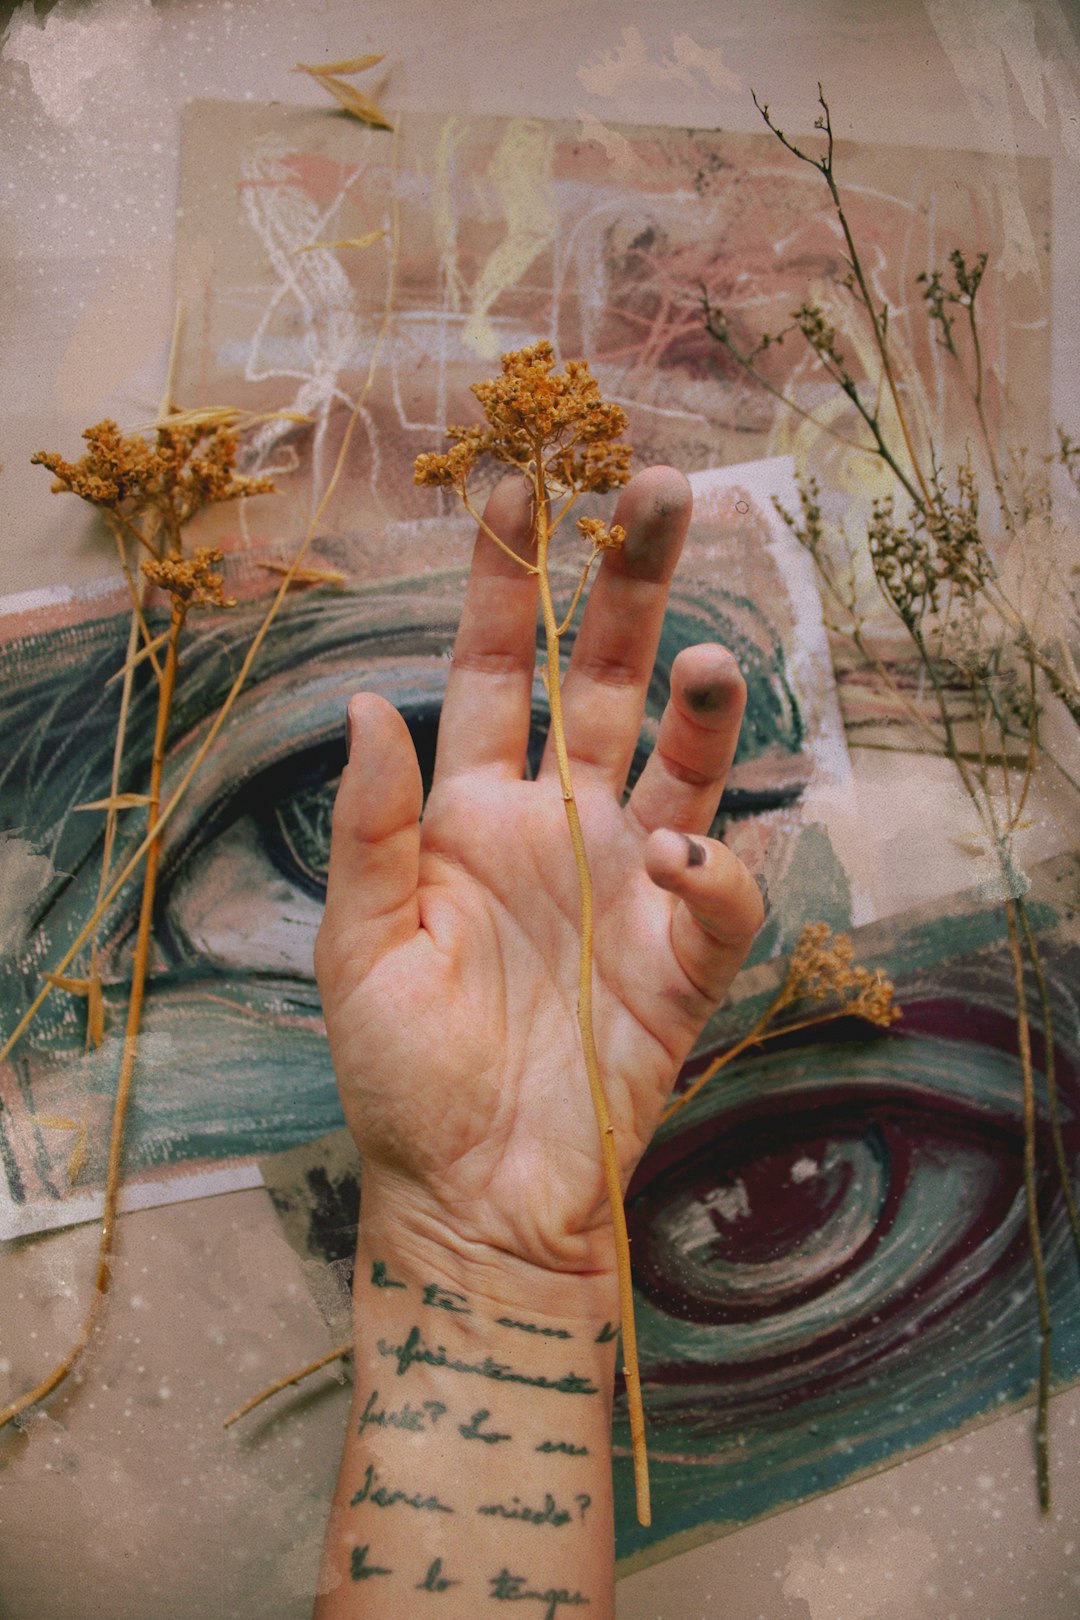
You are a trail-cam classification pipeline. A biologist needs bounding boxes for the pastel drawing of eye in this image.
[0,573,801,1209]
[614,956,1080,1554]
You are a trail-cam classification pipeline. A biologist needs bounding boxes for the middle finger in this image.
[538,465,692,793]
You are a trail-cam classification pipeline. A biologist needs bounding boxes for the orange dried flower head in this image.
[577,516,626,552]
[781,921,901,1029]
[32,418,274,522]
[141,547,235,610]
[414,342,633,496]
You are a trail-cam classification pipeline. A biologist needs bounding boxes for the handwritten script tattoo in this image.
[377,1328,599,1395]
[459,1407,512,1444]
[370,1260,406,1289]
[357,1388,447,1437]
[479,1491,590,1528]
[496,1316,572,1340]
[535,1440,588,1456]
[478,1493,572,1528]
[351,1545,392,1581]
[351,1462,454,1514]
[416,1556,461,1592]
[422,1282,471,1314]
[489,1568,590,1616]
[594,1321,618,1343]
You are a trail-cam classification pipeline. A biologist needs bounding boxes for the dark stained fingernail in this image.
[684,835,707,868]
[346,705,354,762]
[685,681,730,714]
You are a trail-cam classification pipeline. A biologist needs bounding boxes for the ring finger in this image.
[625,641,746,837]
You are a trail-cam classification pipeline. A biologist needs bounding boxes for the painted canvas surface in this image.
[0,453,851,1238]
[256,853,1080,1568]
[172,101,1050,591]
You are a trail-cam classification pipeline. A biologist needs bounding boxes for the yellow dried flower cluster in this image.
[576,516,626,551]
[780,921,900,1028]
[32,418,274,526]
[141,547,235,609]
[414,341,633,497]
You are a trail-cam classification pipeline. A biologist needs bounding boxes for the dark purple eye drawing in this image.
[614,947,1080,1554]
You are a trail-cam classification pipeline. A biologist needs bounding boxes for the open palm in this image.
[314,468,763,1279]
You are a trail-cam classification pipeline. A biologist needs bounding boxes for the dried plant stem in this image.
[1,141,401,1436]
[555,547,602,638]
[87,593,144,1053]
[1017,898,1080,1265]
[108,522,164,682]
[0,166,400,1089]
[0,606,184,1429]
[223,1339,353,1430]
[661,1005,849,1125]
[1003,896,1053,1510]
[533,495,651,1528]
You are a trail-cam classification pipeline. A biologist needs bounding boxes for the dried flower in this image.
[32,418,275,527]
[142,547,235,609]
[576,516,626,551]
[414,341,633,496]
[779,921,900,1028]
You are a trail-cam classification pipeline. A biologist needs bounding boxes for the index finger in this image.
[431,475,539,785]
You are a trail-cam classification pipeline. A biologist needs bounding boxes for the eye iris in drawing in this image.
[269,770,338,893]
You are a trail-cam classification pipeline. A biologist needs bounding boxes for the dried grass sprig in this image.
[223,1339,353,1430]
[0,129,401,1433]
[293,53,393,130]
[706,84,1080,1509]
[415,340,653,1526]
[661,923,899,1125]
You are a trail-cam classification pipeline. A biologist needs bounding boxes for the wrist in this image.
[355,1173,622,1335]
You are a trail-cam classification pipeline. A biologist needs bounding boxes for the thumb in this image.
[317,693,423,978]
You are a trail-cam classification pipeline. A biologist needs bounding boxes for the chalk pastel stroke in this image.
[924,0,1080,278]
[173,101,1050,578]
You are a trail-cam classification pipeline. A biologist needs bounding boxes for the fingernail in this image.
[683,835,707,868]
[685,680,730,714]
[345,705,354,762]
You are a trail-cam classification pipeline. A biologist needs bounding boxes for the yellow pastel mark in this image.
[464,121,557,361]
[31,1115,90,1186]
[294,229,387,255]
[433,117,471,315]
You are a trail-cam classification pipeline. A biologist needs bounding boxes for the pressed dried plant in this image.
[293,51,393,130]
[702,85,1080,1510]
[0,150,401,1431]
[413,339,654,1520]
[661,921,899,1125]
[1,415,269,1428]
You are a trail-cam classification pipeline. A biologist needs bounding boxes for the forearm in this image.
[314,1198,620,1619]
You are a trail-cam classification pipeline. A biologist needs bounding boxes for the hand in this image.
[314,465,763,1288]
